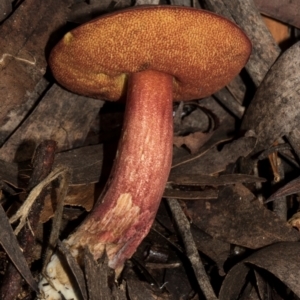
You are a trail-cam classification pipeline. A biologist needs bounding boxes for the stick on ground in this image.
[167,198,217,300]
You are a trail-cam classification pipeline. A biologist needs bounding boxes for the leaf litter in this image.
[1,1,300,300]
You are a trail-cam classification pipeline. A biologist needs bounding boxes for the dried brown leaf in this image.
[267,175,300,202]
[219,242,300,299]
[241,41,300,154]
[185,184,300,249]
[173,131,213,154]
[288,212,300,230]
[0,202,38,292]
[40,183,96,223]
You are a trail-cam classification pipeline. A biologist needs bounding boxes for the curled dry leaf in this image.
[171,118,234,169]
[173,103,220,154]
[40,184,96,223]
[267,175,300,202]
[241,41,300,155]
[219,242,300,300]
[288,212,300,230]
[173,131,214,154]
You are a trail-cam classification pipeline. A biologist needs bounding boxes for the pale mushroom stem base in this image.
[39,70,174,299]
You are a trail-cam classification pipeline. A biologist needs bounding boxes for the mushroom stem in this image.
[40,70,174,299]
[67,69,174,271]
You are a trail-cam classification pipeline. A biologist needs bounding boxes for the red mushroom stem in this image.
[66,69,174,273]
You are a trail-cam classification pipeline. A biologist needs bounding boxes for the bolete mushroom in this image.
[39,5,251,300]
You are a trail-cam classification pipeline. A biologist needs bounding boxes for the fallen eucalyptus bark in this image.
[241,41,300,154]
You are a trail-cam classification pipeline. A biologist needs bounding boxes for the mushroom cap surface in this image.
[49,6,251,101]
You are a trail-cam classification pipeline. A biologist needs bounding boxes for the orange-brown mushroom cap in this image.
[49,6,251,101]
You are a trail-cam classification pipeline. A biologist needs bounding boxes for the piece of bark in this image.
[84,250,111,300]
[84,247,127,300]
[0,84,104,162]
[241,41,300,154]
[203,0,280,87]
[253,0,300,29]
[0,0,72,144]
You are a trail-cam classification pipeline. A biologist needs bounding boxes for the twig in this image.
[287,129,300,164]
[42,167,71,273]
[135,0,159,5]
[270,154,287,221]
[10,165,69,235]
[214,88,245,119]
[166,198,217,300]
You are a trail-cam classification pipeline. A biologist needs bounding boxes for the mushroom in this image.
[39,5,251,300]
